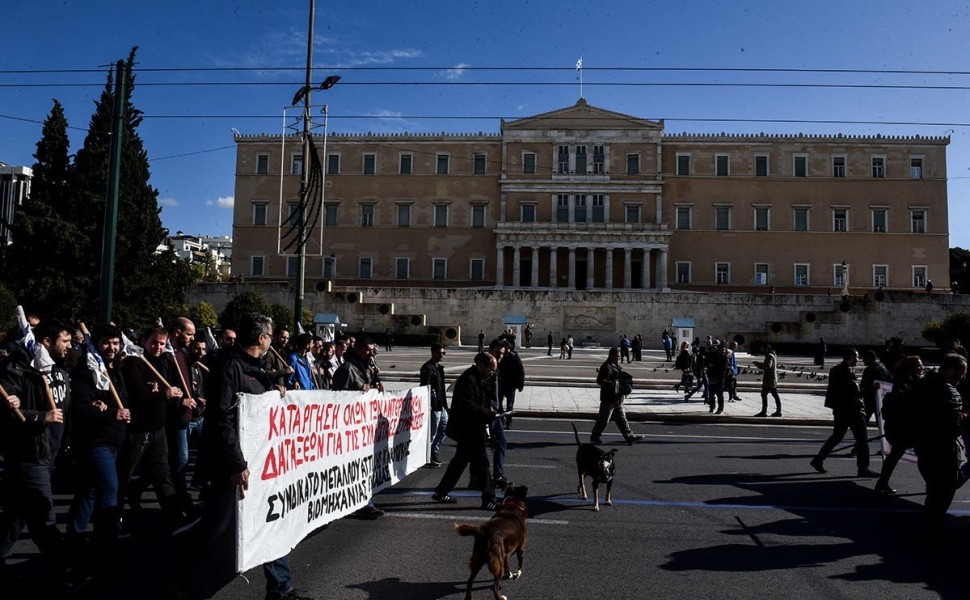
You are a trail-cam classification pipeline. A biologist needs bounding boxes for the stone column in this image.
[496,246,504,288]
[549,247,558,288]
[568,247,576,289]
[586,247,594,289]
[605,247,614,289]
[623,247,632,289]
[531,246,540,288]
[657,248,668,290]
[512,245,521,288]
[642,248,651,289]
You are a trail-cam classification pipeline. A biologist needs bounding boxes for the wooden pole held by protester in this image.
[0,383,27,423]
[41,374,57,411]
[79,322,124,410]
[138,355,172,389]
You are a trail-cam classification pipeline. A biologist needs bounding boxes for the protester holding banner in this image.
[431,352,499,511]
[286,333,317,390]
[66,324,131,561]
[169,313,311,600]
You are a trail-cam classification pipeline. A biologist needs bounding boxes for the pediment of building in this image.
[501,98,663,132]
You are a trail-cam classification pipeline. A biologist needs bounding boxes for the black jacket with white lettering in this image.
[0,346,70,462]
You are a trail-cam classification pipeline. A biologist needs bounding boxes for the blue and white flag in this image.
[120,329,144,357]
[204,326,218,351]
[14,305,34,352]
[81,328,111,392]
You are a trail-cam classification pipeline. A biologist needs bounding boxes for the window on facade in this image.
[558,145,569,174]
[794,207,809,231]
[873,265,888,288]
[627,153,640,175]
[291,154,303,175]
[574,195,587,223]
[556,194,569,222]
[593,145,605,174]
[436,154,449,175]
[360,205,375,227]
[715,262,730,284]
[470,259,485,281]
[913,266,927,288]
[474,153,486,175]
[523,152,536,174]
[911,157,924,179]
[715,206,731,230]
[676,206,692,230]
[251,256,265,276]
[285,202,301,227]
[471,205,486,228]
[358,258,373,279]
[575,146,587,174]
[395,258,410,280]
[434,205,448,228]
[432,258,447,280]
[363,153,376,175]
[397,204,411,227]
[834,263,847,287]
[676,262,691,284]
[323,256,335,278]
[252,203,267,226]
[755,155,768,177]
[871,156,885,178]
[832,156,845,178]
[911,209,926,233]
[794,264,810,286]
[872,208,887,232]
[625,205,641,224]
[327,154,340,175]
[521,204,536,223]
[794,155,808,177]
[676,154,691,176]
[833,208,848,232]
[755,263,769,285]
[754,207,769,231]
[399,154,412,174]
[592,195,606,223]
[256,154,269,174]
[286,256,299,277]
[715,154,730,177]
[324,204,338,227]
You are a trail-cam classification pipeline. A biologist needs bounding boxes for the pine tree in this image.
[2,99,92,320]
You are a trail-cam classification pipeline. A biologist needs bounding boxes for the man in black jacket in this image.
[66,324,131,558]
[498,345,525,430]
[810,347,878,477]
[420,343,448,467]
[431,353,498,510]
[170,313,311,600]
[913,353,967,544]
[0,319,71,579]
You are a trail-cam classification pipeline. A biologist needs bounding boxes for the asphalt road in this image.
[20,418,968,600]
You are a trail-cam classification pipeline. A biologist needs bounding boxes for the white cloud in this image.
[206,196,235,209]
[443,63,470,80]
[159,197,178,207]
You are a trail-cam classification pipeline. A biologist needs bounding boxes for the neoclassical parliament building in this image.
[230,99,950,295]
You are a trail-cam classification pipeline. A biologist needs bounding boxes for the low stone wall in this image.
[189,282,970,349]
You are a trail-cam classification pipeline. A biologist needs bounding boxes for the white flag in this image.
[576,57,582,71]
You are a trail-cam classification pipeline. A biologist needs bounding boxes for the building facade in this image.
[0,163,32,247]
[231,99,950,294]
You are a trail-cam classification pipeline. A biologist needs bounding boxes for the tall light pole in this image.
[291,0,339,333]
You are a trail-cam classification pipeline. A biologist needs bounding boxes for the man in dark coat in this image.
[420,343,448,467]
[169,313,311,600]
[431,353,498,510]
[589,347,644,445]
[810,347,878,477]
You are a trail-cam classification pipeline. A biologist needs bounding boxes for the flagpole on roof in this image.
[576,57,583,99]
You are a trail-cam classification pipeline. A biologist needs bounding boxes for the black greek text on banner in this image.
[236,386,430,571]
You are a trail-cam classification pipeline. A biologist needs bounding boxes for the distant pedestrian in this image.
[477,330,485,353]
[567,335,574,359]
[619,334,631,364]
[662,330,673,362]
[547,331,554,356]
[559,338,567,359]
[383,327,393,352]
[814,336,827,367]
[752,344,782,417]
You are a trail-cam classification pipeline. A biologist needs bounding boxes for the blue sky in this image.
[2,0,969,247]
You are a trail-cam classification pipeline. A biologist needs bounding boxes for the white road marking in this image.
[387,512,569,525]
[508,428,820,443]
[503,463,559,469]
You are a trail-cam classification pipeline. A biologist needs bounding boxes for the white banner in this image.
[236,386,430,571]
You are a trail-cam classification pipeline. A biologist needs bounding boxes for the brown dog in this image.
[454,485,529,600]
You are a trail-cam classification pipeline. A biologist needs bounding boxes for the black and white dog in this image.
[571,424,616,511]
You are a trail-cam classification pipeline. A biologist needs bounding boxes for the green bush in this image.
[219,292,271,331]
[189,301,219,328]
